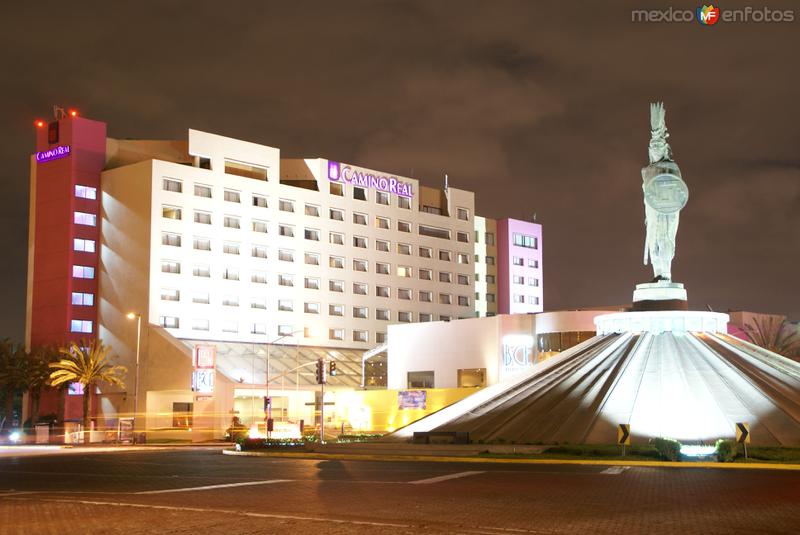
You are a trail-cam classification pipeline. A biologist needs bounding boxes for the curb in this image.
[221,449,800,471]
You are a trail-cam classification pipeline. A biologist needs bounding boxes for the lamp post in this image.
[251,329,304,437]
[126,312,142,444]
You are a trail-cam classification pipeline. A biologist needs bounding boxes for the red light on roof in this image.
[35,120,45,128]
[69,109,78,117]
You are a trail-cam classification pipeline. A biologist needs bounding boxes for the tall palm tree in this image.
[0,341,27,432]
[49,339,127,443]
[744,316,800,360]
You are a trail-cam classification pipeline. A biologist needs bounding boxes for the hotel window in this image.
[376,191,389,205]
[398,197,410,209]
[513,257,524,266]
[376,332,387,344]
[398,243,411,255]
[160,316,179,328]
[71,292,94,306]
[353,259,368,272]
[304,302,320,314]
[163,178,182,192]
[330,232,344,245]
[329,328,344,341]
[529,278,540,287]
[279,225,294,237]
[419,246,432,258]
[440,315,451,322]
[353,306,368,319]
[222,268,239,281]
[513,294,525,303]
[419,313,432,322]
[224,216,240,229]
[192,319,210,331]
[278,300,294,312]
[73,238,96,253]
[438,250,452,262]
[252,323,267,335]
[376,262,390,275]
[458,295,470,307]
[304,277,320,290]
[160,289,179,302]
[419,269,432,281]
[329,280,344,292]
[457,274,469,285]
[486,275,496,284]
[251,271,267,284]
[457,253,470,265]
[194,211,211,224]
[252,220,268,233]
[223,242,240,255]
[224,189,240,203]
[419,291,432,302]
[74,212,96,226]
[376,239,390,252]
[329,304,344,316]
[419,225,450,240]
[193,264,210,277]
[252,245,267,258]
[376,286,390,298]
[278,274,294,287]
[513,233,538,249]
[224,159,267,180]
[513,275,524,285]
[439,272,452,283]
[353,330,368,343]
[486,256,495,265]
[222,321,238,334]
[397,266,412,278]
[193,293,210,304]
[252,194,268,208]
[475,254,480,263]
[305,204,320,217]
[531,296,541,305]
[161,261,180,274]
[528,258,539,268]
[398,311,412,323]
[304,252,320,265]
[193,237,211,251]
[70,320,93,334]
[353,282,368,295]
[251,297,267,310]
[485,233,495,245]
[376,216,390,229]
[194,184,212,198]
[329,256,344,269]
[222,295,239,307]
[475,274,480,282]
[278,249,294,262]
[398,288,412,300]
[457,231,469,243]
[329,208,344,221]
[304,228,320,241]
[353,212,368,225]
[330,182,344,196]
[303,327,315,339]
[72,265,95,279]
[75,185,97,200]
[163,206,182,220]
[422,205,442,215]
[439,293,452,305]
[376,309,390,321]
[457,207,469,221]
[353,186,367,201]
[279,199,295,212]
[353,236,367,249]
[487,293,496,303]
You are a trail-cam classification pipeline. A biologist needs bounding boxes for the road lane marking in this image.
[135,479,291,494]
[0,496,409,528]
[600,466,629,475]
[408,470,484,484]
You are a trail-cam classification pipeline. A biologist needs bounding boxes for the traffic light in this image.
[329,361,337,376]
[315,358,327,384]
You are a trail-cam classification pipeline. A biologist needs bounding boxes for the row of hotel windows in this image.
[70,186,99,334]
[512,275,541,287]
[162,205,470,243]
[160,229,473,264]
[512,257,540,269]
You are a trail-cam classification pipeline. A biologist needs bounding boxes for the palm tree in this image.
[27,346,59,427]
[744,316,800,360]
[49,339,127,443]
[0,341,28,432]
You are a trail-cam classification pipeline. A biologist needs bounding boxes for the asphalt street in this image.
[0,447,798,534]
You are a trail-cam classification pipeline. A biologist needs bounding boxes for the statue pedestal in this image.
[632,281,687,311]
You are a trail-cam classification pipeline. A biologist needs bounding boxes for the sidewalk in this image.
[0,443,230,458]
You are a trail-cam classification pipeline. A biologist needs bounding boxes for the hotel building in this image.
[26,112,543,438]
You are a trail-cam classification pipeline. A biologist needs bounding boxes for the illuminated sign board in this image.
[398,390,427,409]
[192,369,215,393]
[35,145,71,163]
[193,345,216,369]
[501,334,533,377]
[327,160,413,198]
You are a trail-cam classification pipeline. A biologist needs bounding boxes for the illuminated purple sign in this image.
[328,160,413,198]
[35,145,71,163]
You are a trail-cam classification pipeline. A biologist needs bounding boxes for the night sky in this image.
[1,1,797,340]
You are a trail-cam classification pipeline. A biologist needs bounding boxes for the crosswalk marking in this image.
[408,471,484,485]
[136,479,291,494]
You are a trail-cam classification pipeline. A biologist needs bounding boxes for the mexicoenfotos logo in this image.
[696,5,720,25]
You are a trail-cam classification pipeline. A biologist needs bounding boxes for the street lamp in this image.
[126,312,142,444]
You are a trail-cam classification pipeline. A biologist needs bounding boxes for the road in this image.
[0,447,798,534]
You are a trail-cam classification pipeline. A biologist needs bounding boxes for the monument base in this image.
[632,281,687,311]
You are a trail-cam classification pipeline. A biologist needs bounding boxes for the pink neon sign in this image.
[35,145,71,163]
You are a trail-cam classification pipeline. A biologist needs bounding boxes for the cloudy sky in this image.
[1,1,797,339]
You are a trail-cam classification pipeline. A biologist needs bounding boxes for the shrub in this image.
[715,439,737,462]
[652,437,681,461]
[336,433,383,443]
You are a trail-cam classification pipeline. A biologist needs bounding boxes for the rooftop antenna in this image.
[444,173,449,191]
[531,212,537,222]
[52,105,66,120]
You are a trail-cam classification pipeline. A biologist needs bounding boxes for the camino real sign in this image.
[327,160,414,199]
[35,145,71,163]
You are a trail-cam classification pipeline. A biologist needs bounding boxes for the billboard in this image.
[398,390,427,410]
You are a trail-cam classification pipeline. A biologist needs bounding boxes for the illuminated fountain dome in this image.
[388,311,800,446]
